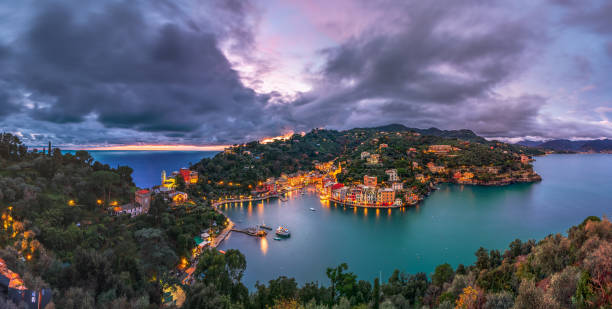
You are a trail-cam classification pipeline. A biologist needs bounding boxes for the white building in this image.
[385,169,399,182]
[392,182,403,191]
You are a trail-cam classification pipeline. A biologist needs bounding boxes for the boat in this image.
[309,207,316,211]
[275,226,291,238]
[280,196,288,202]
[273,237,282,241]
[259,223,272,230]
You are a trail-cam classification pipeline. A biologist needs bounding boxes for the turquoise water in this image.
[62,150,218,188]
[218,154,612,288]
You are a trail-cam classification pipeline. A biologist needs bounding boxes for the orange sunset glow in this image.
[80,144,228,151]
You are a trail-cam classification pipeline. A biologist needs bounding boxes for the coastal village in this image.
[89,128,542,306]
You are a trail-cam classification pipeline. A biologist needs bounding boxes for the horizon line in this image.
[58,144,229,151]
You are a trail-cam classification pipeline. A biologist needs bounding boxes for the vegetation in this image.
[2,131,609,309]
[183,216,610,309]
[192,126,543,200]
[0,133,226,308]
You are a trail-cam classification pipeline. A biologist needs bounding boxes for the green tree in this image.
[326,263,357,305]
[184,283,230,309]
[372,278,380,309]
[432,263,454,286]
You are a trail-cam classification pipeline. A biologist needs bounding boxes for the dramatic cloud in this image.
[0,0,611,146]
[287,1,542,131]
[0,0,288,145]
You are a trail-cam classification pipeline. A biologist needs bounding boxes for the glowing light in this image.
[260,131,295,144]
[178,257,188,269]
[26,254,32,261]
[68,200,76,206]
[260,237,268,255]
[96,199,103,205]
[110,201,118,206]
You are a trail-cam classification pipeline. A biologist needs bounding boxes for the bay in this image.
[218,154,612,288]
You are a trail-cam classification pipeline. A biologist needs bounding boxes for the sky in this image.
[0,0,611,147]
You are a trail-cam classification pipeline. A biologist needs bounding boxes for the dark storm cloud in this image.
[0,0,286,144]
[552,0,612,57]
[288,1,545,136]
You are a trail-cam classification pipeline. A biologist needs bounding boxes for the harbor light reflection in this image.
[260,237,268,255]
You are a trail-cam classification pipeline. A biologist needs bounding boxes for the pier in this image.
[231,227,267,237]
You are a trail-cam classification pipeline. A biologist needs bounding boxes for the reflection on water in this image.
[260,237,268,255]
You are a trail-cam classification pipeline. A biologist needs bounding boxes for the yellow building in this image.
[161,170,176,190]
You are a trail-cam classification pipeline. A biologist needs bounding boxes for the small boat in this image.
[259,224,272,230]
[273,237,282,241]
[280,196,288,202]
[275,226,291,238]
[309,208,316,211]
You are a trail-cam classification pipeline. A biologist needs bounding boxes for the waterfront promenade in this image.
[326,197,419,208]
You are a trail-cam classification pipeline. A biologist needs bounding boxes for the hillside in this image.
[0,133,225,308]
[192,125,542,200]
[357,124,488,143]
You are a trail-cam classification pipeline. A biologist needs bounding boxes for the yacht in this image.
[275,226,291,238]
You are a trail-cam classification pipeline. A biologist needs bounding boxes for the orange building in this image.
[135,189,152,213]
[520,154,530,164]
[377,189,395,205]
[364,175,377,187]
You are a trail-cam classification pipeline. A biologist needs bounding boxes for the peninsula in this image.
[192,124,542,208]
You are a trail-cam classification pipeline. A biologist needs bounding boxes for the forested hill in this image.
[192,125,543,198]
[0,133,226,308]
[517,139,612,153]
[357,124,487,143]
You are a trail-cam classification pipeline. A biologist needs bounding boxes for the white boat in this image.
[309,207,316,211]
[275,226,291,238]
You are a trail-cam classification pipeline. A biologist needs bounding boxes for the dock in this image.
[230,227,267,237]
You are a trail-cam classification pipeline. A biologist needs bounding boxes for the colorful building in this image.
[367,154,380,164]
[520,154,530,164]
[135,189,151,213]
[161,170,176,191]
[377,188,395,206]
[364,175,377,187]
[385,169,398,182]
[179,168,199,185]
[391,182,403,191]
[427,162,446,173]
[428,145,453,154]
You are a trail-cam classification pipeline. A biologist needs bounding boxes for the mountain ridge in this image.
[517,139,612,153]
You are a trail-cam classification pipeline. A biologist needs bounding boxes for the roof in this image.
[194,236,204,245]
[136,189,150,194]
[185,267,196,275]
[331,183,344,190]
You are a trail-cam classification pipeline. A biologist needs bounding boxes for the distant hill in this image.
[358,124,487,143]
[517,139,612,153]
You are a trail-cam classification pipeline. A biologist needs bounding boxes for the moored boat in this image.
[259,223,272,230]
[275,226,291,238]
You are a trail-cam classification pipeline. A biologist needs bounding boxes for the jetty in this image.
[231,227,267,237]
